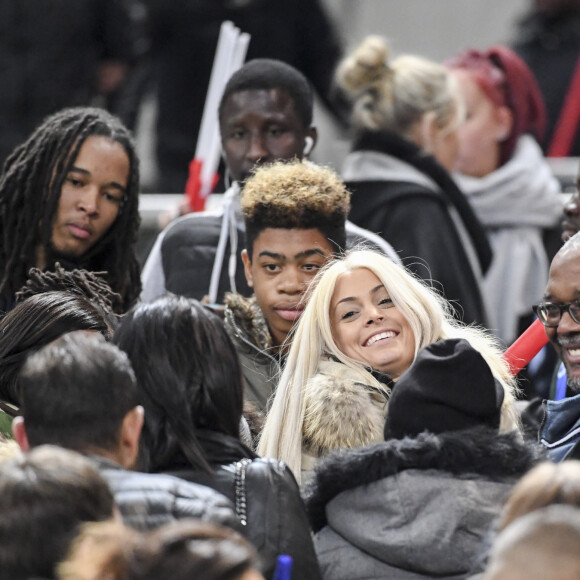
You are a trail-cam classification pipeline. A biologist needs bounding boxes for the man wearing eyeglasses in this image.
[535,231,580,460]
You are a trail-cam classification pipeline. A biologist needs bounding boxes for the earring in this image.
[303,136,314,156]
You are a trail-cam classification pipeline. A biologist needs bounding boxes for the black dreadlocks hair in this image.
[16,263,122,324]
[0,107,141,315]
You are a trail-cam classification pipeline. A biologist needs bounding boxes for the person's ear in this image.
[495,106,513,141]
[303,127,318,158]
[118,406,144,469]
[242,249,254,288]
[409,112,437,153]
[12,417,30,452]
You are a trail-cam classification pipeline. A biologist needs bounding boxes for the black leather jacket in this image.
[159,430,322,580]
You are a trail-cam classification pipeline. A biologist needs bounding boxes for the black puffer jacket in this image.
[158,431,322,580]
[93,456,240,532]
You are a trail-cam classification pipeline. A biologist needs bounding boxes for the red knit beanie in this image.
[446,45,547,166]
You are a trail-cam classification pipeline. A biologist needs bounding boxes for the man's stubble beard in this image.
[566,369,580,395]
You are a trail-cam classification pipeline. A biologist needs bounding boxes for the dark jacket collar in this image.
[542,393,580,442]
[305,427,541,532]
[196,429,258,464]
[541,394,580,460]
[351,130,492,274]
[157,430,258,473]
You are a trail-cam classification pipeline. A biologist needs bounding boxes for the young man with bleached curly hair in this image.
[224,159,350,413]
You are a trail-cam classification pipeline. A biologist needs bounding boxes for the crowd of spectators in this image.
[2,2,580,579]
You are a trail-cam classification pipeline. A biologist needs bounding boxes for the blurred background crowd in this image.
[3,0,579,193]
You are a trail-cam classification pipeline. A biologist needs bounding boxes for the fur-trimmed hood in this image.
[302,359,390,460]
[306,427,540,533]
[223,293,281,413]
[224,293,273,354]
[305,428,541,580]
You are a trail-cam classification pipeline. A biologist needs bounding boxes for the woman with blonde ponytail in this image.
[258,250,520,484]
[338,36,492,328]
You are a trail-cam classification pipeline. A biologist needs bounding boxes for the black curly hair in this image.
[15,263,123,318]
[0,107,141,314]
[218,58,314,129]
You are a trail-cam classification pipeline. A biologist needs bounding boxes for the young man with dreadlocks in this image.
[224,160,350,413]
[0,106,141,315]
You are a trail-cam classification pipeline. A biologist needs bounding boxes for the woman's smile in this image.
[330,268,416,381]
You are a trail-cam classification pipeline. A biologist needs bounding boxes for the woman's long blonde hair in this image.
[258,250,518,482]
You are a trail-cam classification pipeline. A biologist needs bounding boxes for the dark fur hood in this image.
[305,427,541,532]
[224,292,273,354]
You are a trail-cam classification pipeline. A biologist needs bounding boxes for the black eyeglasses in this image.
[533,301,580,327]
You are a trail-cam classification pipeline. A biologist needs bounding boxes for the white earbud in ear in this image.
[303,136,314,156]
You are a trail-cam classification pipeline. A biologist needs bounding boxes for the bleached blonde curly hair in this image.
[242,160,350,257]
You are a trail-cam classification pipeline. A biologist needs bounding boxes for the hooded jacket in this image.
[224,293,281,413]
[141,183,401,305]
[305,428,539,580]
[343,130,491,327]
[300,358,390,479]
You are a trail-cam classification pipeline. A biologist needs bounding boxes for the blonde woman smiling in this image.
[258,250,519,483]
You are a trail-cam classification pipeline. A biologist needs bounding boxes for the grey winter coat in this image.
[305,428,539,580]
